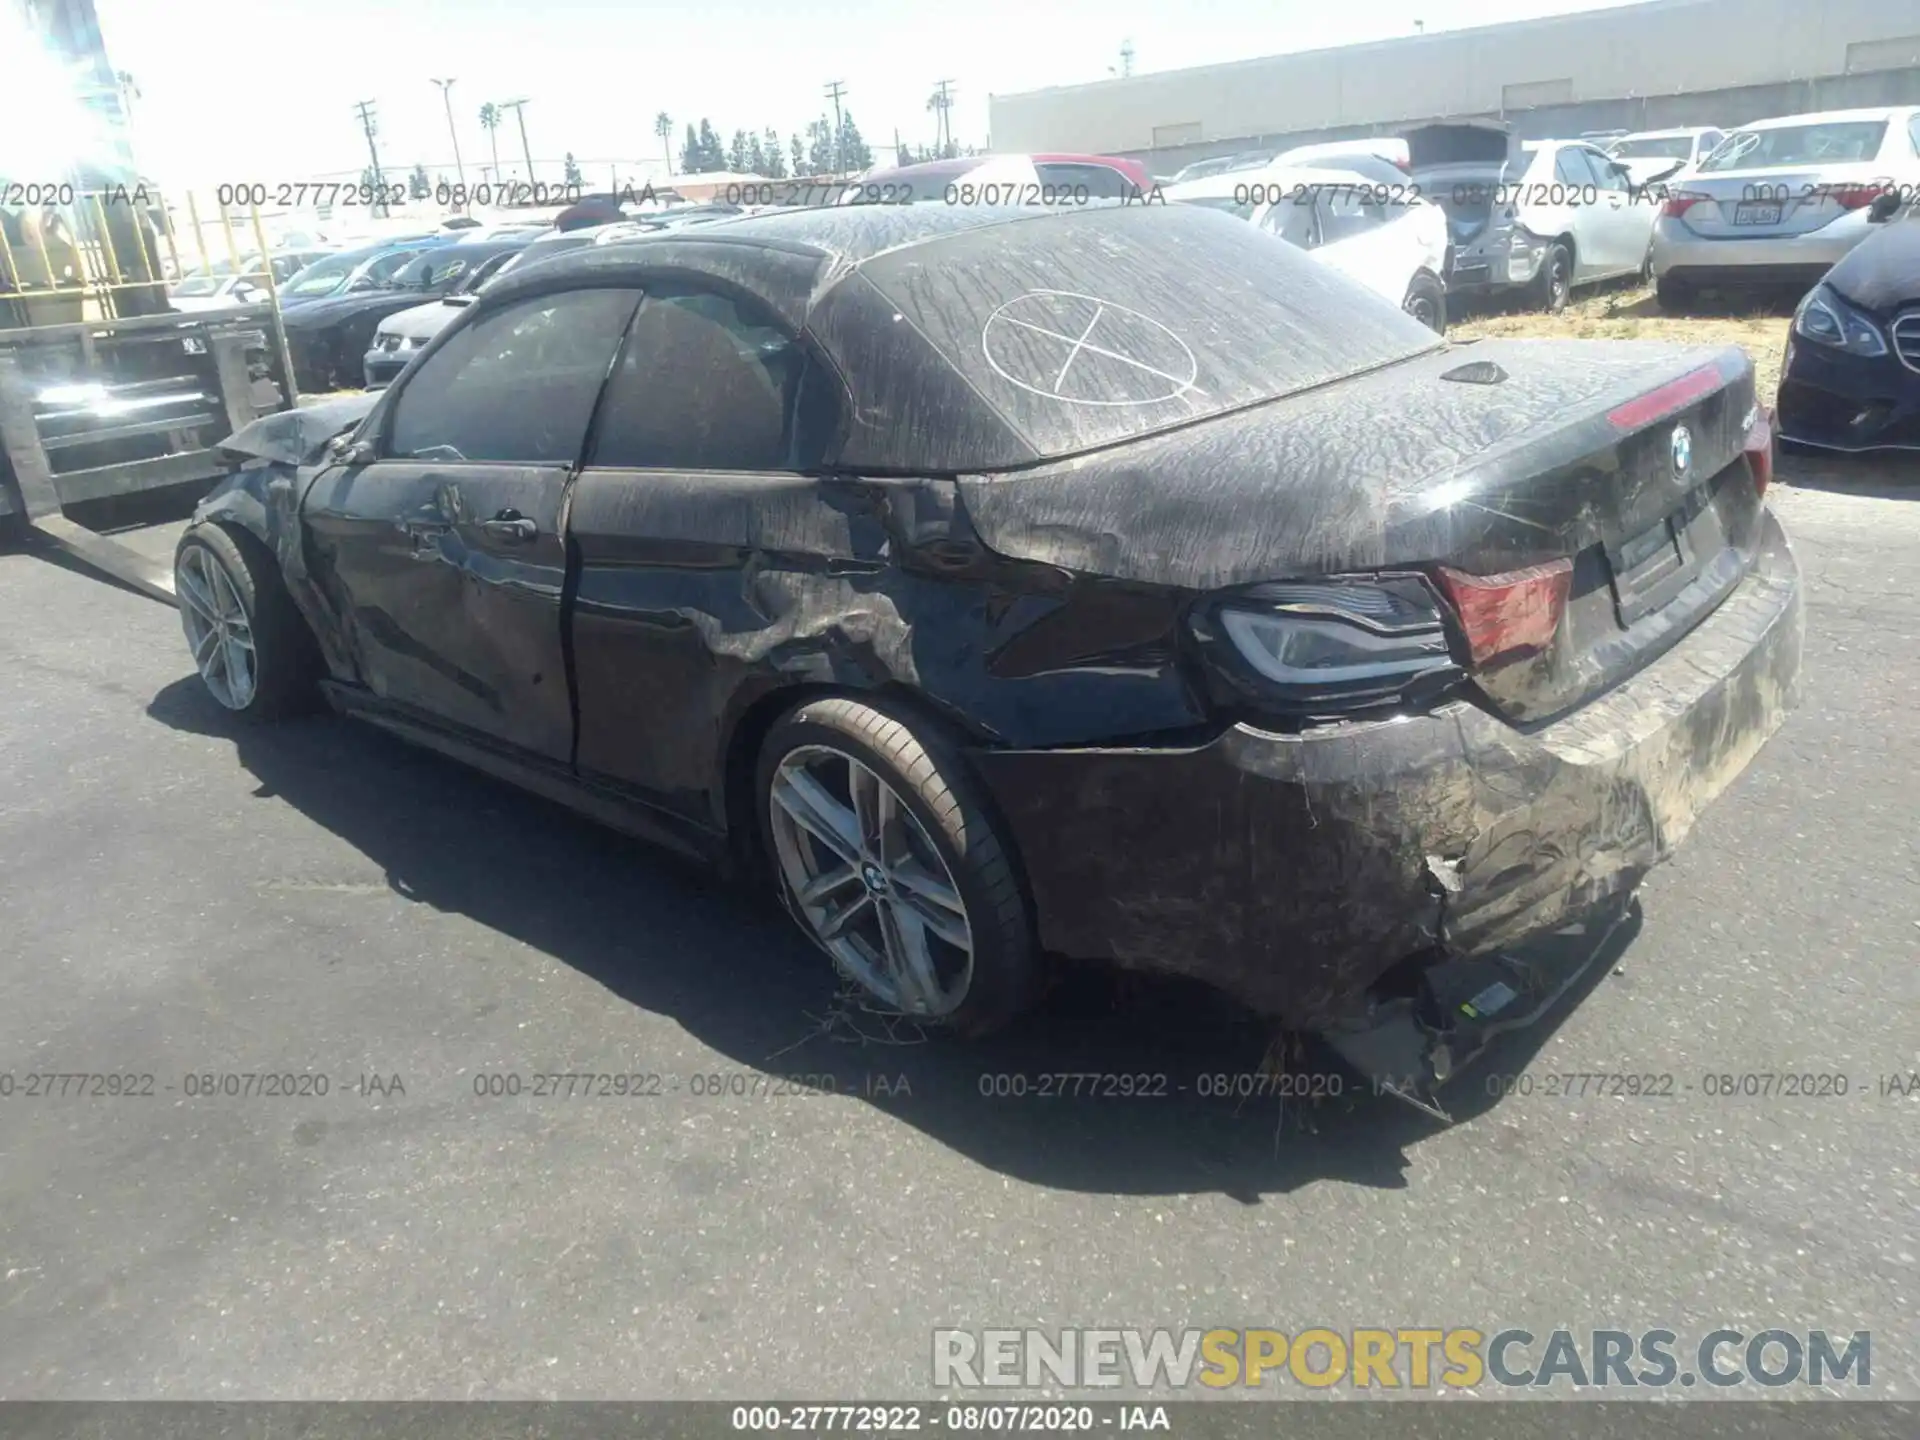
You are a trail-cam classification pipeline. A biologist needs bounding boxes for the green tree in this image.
[790,134,806,176]
[837,111,873,172]
[745,133,767,175]
[697,119,725,171]
[408,162,430,199]
[655,111,674,176]
[761,129,787,179]
[478,102,502,180]
[681,122,701,173]
[728,129,750,173]
[805,117,834,175]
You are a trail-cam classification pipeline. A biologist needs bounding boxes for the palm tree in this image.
[654,111,673,177]
[478,103,502,185]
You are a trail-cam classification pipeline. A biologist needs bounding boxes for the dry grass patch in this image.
[1454,283,1794,401]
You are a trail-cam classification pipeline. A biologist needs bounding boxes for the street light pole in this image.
[431,78,466,193]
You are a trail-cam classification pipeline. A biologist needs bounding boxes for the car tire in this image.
[756,695,1040,1036]
[173,522,323,722]
[1530,241,1573,314]
[1402,271,1447,333]
[1655,276,1696,313]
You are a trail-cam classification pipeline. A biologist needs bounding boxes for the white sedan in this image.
[1166,165,1451,331]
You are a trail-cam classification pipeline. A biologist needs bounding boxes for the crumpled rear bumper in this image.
[968,511,1804,1031]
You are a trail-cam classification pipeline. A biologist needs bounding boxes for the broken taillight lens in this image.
[1661,191,1710,218]
[1744,404,1775,497]
[1434,559,1574,667]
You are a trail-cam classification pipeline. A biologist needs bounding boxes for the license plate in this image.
[181,336,207,355]
[1733,202,1782,225]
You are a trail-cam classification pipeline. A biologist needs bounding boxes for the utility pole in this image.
[353,99,386,214]
[1119,40,1135,77]
[501,99,535,186]
[824,80,846,175]
[431,78,466,191]
[930,79,956,155]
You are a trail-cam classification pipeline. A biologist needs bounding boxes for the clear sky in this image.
[93,0,1649,189]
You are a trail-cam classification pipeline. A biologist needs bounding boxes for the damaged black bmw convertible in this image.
[175,203,1803,1106]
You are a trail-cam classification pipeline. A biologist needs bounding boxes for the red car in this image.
[843,152,1155,205]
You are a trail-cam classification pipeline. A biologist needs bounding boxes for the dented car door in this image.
[301,286,642,760]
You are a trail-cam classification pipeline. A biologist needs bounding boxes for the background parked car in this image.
[844,152,1155,202]
[168,248,335,312]
[1168,164,1450,329]
[1775,191,1920,454]
[1272,137,1410,173]
[283,237,530,392]
[1651,106,1920,309]
[1168,151,1277,184]
[1605,126,1727,185]
[1410,121,1672,312]
[277,236,456,310]
[362,233,544,388]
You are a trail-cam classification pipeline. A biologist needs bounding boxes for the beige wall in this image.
[989,0,1920,154]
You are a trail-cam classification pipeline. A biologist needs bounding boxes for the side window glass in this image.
[385,288,640,464]
[1554,149,1593,187]
[1908,116,1920,156]
[1259,198,1317,249]
[589,286,823,471]
[1584,150,1628,191]
[1036,163,1135,201]
[1321,190,1387,244]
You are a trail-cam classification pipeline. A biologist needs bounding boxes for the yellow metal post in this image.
[186,191,210,274]
[247,202,301,406]
[215,199,242,274]
[90,192,124,288]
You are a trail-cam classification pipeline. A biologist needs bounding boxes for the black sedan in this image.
[1776,194,1920,454]
[174,203,1802,1108]
[279,237,533,393]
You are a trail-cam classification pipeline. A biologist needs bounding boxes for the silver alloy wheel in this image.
[175,541,258,710]
[768,743,974,1016]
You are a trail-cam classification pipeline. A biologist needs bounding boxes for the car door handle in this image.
[481,511,538,543]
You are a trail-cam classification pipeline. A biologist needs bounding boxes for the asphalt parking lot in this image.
[1,437,1916,1397]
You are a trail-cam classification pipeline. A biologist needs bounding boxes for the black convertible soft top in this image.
[479,204,1445,472]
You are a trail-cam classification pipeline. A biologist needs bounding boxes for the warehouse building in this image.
[988,0,1920,172]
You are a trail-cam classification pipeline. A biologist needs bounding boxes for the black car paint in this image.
[192,204,1802,1034]
[1776,213,1920,453]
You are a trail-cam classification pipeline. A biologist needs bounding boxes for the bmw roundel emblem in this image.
[1670,424,1693,478]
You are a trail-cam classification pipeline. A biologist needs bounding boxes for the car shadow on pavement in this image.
[149,677,1640,1202]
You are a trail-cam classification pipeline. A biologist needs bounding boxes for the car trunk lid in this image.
[1667,161,1892,238]
[1405,124,1523,249]
[960,338,1767,725]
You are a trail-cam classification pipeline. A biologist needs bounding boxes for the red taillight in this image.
[1607,364,1723,430]
[1434,559,1574,667]
[1393,156,1411,173]
[1832,183,1888,211]
[1745,405,1775,497]
[1662,191,1709,218]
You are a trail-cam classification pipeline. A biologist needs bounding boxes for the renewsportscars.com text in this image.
[933,1327,1871,1391]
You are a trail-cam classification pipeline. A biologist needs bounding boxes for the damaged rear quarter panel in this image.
[561,467,1211,833]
